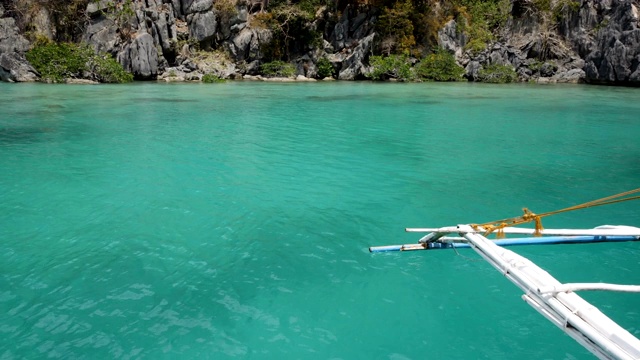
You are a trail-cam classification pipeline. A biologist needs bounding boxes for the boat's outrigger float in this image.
[370,190,640,360]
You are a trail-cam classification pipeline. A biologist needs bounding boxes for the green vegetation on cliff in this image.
[4,0,90,42]
[477,64,517,83]
[368,48,464,81]
[415,48,465,81]
[369,55,414,81]
[254,4,322,62]
[370,0,510,56]
[202,73,225,83]
[26,40,133,83]
[453,0,510,53]
[260,60,297,77]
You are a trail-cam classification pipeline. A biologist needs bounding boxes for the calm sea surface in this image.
[1,81,639,359]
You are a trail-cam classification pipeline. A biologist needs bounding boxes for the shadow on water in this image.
[306,94,442,105]
[0,126,56,145]
[306,93,400,102]
[130,97,200,103]
[11,108,66,119]
[406,99,441,105]
[0,122,95,145]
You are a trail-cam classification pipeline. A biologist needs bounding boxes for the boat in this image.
[369,191,640,360]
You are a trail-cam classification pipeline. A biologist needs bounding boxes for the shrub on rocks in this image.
[415,48,464,81]
[26,40,133,83]
[316,57,334,79]
[260,61,296,77]
[202,73,225,83]
[368,55,415,81]
[477,64,518,83]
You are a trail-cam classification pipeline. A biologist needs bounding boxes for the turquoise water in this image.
[1,81,639,359]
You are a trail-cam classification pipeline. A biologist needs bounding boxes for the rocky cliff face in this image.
[0,4,38,82]
[0,0,639,85]
[439,0,640,85]
[581,1,640,84]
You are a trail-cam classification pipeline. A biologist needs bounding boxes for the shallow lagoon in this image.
[1,81,639,359]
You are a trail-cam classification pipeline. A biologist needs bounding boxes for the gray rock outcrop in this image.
[118,33,159,79]
[0,13,37,82]
[338,33,374,80]
[188,9,217,43]
[83,17,119,55]
[2,0,639,84]
[438,20,467,61]
[227,27,271,62]
[583,1,640,84]
[439,0,640,85]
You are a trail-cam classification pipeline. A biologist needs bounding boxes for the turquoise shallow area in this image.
[1,81,639,359]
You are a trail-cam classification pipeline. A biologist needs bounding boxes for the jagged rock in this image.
[630,64,640,81]
[31,6,55,40]
[1,0,637,85]
[241,60,257,74]
[230,23,246,33]
[188,10,216,43]
[465,61,482,81]
[186,0,214,14]
[438,20,467,60]
[338,33,374,80]
[295,54,317,78]
[323,40,334,53]
[118,33,159,79]
[331,19,348,51]
[0,16,37,82]
[87,0,109,17]
[196,59,237,79]
[516,66,532,81]
[83,16,119,54]
[540,62,558,77]
[153,11,174,53]
[351,13,373,40]
[220,3,249,39]
[158,66,193,81]
[350,13,366,33]
[229,27,253,60]
[0,4,4,17]
[0,17,30,54]
[227,27,270,62]
[584,0,640,84]
[0,53,38,82]
[236,8,249,24]
[552,68,585,83]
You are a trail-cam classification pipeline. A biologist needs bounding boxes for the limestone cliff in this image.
[0,0,639,85]
[439,0,640,84]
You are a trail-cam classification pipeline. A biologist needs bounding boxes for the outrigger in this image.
[370,190,640,360]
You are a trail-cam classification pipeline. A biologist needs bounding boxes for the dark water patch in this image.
[131,97,200,103]
[405,99,441,105]
[8,109,66,120]
[45,104,66,109]
[8,95,52,102]
[305,93,397,102]
[446,94,502,101]
[0,126,56,145]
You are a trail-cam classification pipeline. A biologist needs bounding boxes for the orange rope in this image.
[471,188,640,237]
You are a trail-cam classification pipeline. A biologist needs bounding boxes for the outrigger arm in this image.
[453,225,640,360]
